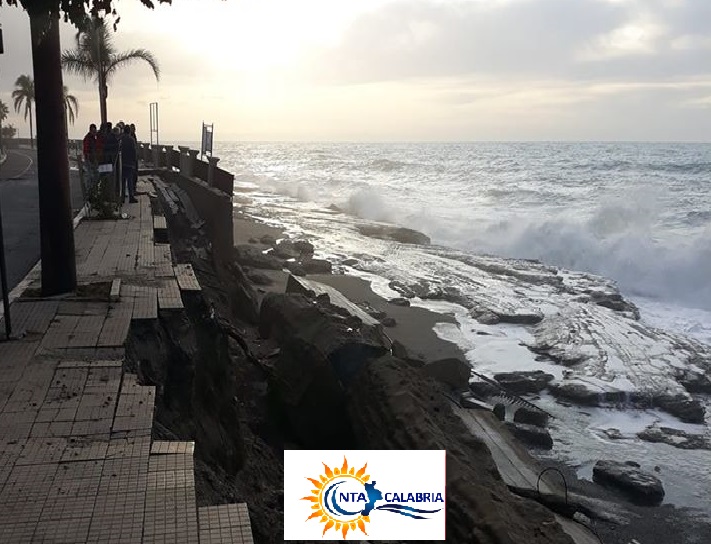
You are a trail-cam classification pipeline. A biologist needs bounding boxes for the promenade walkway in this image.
[0,179,254,543]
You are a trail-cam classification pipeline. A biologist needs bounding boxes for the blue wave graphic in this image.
[375,503,442,519]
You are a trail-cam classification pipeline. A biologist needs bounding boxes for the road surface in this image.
[0,148,83,291]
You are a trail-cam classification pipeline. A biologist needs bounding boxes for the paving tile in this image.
[157,278,184,310]
[174,264,201,291]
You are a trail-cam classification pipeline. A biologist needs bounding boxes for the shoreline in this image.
[230,192,711,543]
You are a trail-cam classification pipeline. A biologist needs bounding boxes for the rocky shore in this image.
[134,173,711,543]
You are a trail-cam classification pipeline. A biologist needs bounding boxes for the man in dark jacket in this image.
[120,125,138,203]
[82,124,98,186]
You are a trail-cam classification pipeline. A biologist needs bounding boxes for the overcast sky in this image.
[0,0,709,141]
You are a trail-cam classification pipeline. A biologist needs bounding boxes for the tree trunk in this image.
[29,107,34,149]
[99,74,108,126]
[28,9,77,296]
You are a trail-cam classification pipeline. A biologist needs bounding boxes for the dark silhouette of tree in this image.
[62,17,159,125]
[0,99,9,151]
[0,0,171,295]
[63,86,79,126]
[12,74,34,148]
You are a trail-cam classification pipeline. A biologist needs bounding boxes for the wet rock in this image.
[589,291,640,319]
[638,426,711,450]
[389,297,410,307]
[424,286,473,309]
[259,234,276,245]
[381,317,396,328]
[592,460,665,506]
[388,280,431,299]
[513,407,549,428]
[655,394,705,424]
[299,258,332,275]
[273,240,301,259]
[493,403,506,421]
[602,428,623,440]
[470,308,501,324]
[422,358,471,392]
[548,382,600,406]
[292,240,315,255]
[246,271,273,286]
[342,258,359,267]
[285,262,306,276]
[505,422,553,450]
[357,224,431,245]
[469,380,499,399]
[391,340,409,360]
[677,369,711,394]
[233,245,285,270]
[493,371,554,395]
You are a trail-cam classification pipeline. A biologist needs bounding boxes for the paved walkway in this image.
[0,179,254,543]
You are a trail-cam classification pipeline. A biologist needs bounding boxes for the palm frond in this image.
[107,49,160,81]
[62,51,99,81]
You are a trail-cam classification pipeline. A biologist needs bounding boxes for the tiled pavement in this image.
[0,179,253,543]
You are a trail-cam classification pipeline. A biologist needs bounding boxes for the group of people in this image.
[82,121,139,203]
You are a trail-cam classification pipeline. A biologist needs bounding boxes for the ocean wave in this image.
[370,158,409,171]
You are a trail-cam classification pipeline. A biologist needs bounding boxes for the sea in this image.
[213,141,711,513]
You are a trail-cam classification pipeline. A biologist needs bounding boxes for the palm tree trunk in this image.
[28,8,77,296]
[99,72,108,125]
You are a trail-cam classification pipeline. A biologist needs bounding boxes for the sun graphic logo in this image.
[301,458,374,539]
[285,450,446,540]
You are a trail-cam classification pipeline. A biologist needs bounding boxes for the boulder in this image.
[469,380,500,399]
[246,271,273,286]
[342,258,359,267]
[638,426,711,450]
[677,370,711,394]
[602,428,623,440]
[233,245,284,270]
[292,240,315,255]
[391,339,409,360]
[549,382,600,406]
[589,291,640,319]
[592,460,665,506]
[493,403,506,421]
[381,317,396,328]
[259,293,388,447]
[513,407,549,428]
[285,262,306,276]
[389,297,411,307]
[493,371,554,395]
[505,422,553,450]
[299,258,332,275]
[259,234,277,245]
[422,358,471,392]
[357,224,431,245]
[460,394,494,411]
[273,240,301,259]
[654,394,705,424]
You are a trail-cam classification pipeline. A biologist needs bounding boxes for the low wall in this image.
[137,142,234,198]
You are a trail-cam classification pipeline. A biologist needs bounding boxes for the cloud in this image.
[303,0,711,84]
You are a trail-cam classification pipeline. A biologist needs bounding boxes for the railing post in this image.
[207,156,220,186]
[178,146,189,175]
[151,144,161,167]
[186,149,199,178]
[164,145,174,169]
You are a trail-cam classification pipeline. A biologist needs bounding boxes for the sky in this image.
[0,0,709,142]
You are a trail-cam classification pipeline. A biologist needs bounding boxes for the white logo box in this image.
[284,450,446,541]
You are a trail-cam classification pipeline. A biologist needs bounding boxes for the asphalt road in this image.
[0,148,83,291]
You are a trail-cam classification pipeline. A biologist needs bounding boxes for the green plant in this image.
[86,173,119,218]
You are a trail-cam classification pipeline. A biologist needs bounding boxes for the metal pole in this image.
[0,196,12,340]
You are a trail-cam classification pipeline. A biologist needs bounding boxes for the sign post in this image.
[200,122,214,161]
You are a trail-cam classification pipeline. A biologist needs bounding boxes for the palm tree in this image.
[62,17,160,125]
[0,100,8,152]
[12,75,35,149]
[63,87,79,126]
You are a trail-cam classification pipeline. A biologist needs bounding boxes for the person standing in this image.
[82,123,98,186]
[120,125,138,203]
[129,123,139,191]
